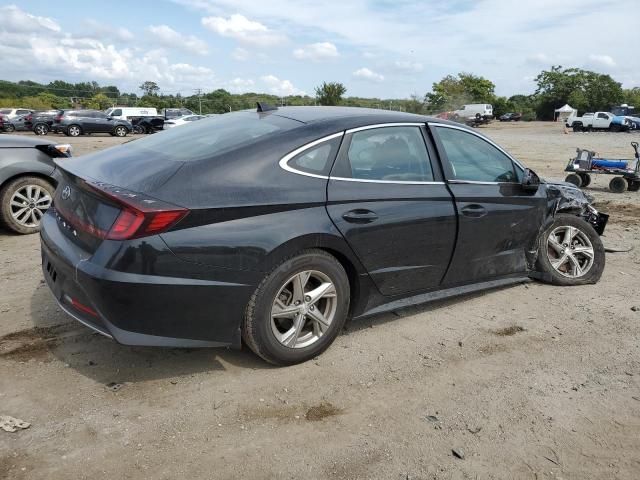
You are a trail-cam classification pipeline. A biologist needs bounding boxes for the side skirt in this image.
[356,275,531,318]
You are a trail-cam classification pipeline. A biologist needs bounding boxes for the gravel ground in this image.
[1,123,639,480]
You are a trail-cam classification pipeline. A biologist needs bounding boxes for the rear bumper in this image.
[40,212,254,348]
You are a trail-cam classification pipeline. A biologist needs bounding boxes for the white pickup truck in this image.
[566,111,630,132]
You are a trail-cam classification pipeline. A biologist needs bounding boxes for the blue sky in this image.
[0,0,637,98]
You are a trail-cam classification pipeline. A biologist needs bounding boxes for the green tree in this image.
[314,82,347,106]
[424,73,495,112]
[534,66,623,119]
[84,93,112,110]
[139,81,160,96]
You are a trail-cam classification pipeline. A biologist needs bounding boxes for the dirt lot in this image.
[1,123,639,480]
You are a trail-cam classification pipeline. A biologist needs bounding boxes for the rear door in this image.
[326,123,457,297]
[91,111,113,133]
[429,123,547,286]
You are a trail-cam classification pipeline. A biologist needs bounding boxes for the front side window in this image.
[111,109,122,116]
[340,126,433,182]
[435,127,518,183]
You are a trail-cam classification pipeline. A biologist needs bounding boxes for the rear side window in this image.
[434,127,518,183]
[125,111,300,162]
[337,126,433,182]
[286,137,341,175]
[0,109,11,114]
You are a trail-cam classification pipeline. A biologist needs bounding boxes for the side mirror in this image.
[521,168,540,191]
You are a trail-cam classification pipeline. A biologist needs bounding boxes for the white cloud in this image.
[202,14,286,46]
[147,25,208,54]
[226,77,255,93]
[353,67,384,82]
[231,47,249,61]
[261,74,305,96]
[394,60,423,73]
[588,54,616,68]
[293,42,339,61]
[0,4,60,33]
[82,19,133,43]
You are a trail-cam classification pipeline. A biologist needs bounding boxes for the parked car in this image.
[53,110,132,137]
[499,112,522,122]
[0,135,71,234]
[0,114,5,132]
[160,108,195,119]
[130,116,165,134]
[163,115,206,128]
[3,112,34,132]
[452,104,493,124]
[104,107,158,121]
[26,110,60,135]
[0,108,33,120]
[40,106,607,365]
[566,111,631,132]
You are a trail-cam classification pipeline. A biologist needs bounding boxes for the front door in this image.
[327,124,457,296]
[430,123,547,286]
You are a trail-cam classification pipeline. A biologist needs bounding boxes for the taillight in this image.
[87,181,189,240]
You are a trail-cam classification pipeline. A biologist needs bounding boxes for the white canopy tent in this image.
[554,104,577,122]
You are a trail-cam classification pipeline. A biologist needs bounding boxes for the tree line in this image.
[1,66,638,120]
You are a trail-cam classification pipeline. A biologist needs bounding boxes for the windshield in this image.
[125,111,301,162]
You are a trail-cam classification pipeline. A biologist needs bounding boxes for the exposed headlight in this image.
[53,144,72,156]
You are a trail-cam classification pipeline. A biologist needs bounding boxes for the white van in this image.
[452,104,493,122]
[105,107,158,120]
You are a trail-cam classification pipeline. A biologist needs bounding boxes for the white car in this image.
[0,108,32,119]
[452,104,493,123]
[163,115,205,128]
[105,107,158,120]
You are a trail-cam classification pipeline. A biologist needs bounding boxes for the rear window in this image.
[125,111,300,162]
[0,109,11,114]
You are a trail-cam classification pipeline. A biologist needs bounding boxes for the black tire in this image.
[572,124,583,133]
[66,125,81,137]
[134,125,146,134]
[564,173,582,188]
[535,214,605,286]
[242,249,350,365]
[628,180,640,192]
[0,176,54,234]
[609,124,622,132]
[578,173,591,187]
[609,177,627,193]
[33,123,49,136]
[114,125,128,137]
[4,124,15,133]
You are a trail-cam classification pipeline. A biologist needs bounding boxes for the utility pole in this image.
[194,88,202,114]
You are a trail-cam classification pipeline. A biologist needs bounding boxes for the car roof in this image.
[0,134,55,148]
[266,106,430,124]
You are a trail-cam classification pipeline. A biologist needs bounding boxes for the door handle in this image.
[342,209,379,224]
[460,204,487,218]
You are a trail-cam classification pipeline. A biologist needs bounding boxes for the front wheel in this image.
[242,250,350,365]
[114,126,128,137]
[564,173,582,188]
[536,214,605,286]
[578,173,591,187]
[4,124,15,133]
[609,177,627,193]
[628,180,640,192]
[33,123,49,135]
[67,125,81,137]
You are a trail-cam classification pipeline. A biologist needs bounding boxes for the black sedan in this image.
[0,135,71,234]
[499,112,522,122]
[40,106,607,365]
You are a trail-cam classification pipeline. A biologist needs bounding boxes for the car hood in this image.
[543,179,595,212]
[0,134,55,148]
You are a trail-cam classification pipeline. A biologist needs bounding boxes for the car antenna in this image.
[256,102,278,113]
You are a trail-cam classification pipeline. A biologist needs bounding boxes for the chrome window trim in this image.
[331,177,444,185]
[427,122,526,171]
[448,179,505,185]
[345,122,426,134]
[278,132,345,180]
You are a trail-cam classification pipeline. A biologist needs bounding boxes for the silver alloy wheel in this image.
[68,125,80,136]
[270,270,337,349]
[34,124,47,135]
[115,126,127,137]
[546,225,595,278]
[10,184,52,227]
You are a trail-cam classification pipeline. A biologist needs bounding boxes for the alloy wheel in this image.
[546,225,594,278]
[34,124,47,135]
[270,270,337,349]
[68,126,80,136]
[10,185,52,228]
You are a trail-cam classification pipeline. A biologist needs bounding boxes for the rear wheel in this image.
[33,123,49,135]
[67,125,81,137]
[0,176,54,234]
[134,125,146,134]
[578,173,591,187]
[572,124,583,133]
[536,214,605,286]
[628,180,640,192]
[242,249,350,365]
[564,173,582,188]
[609,177,627,193]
